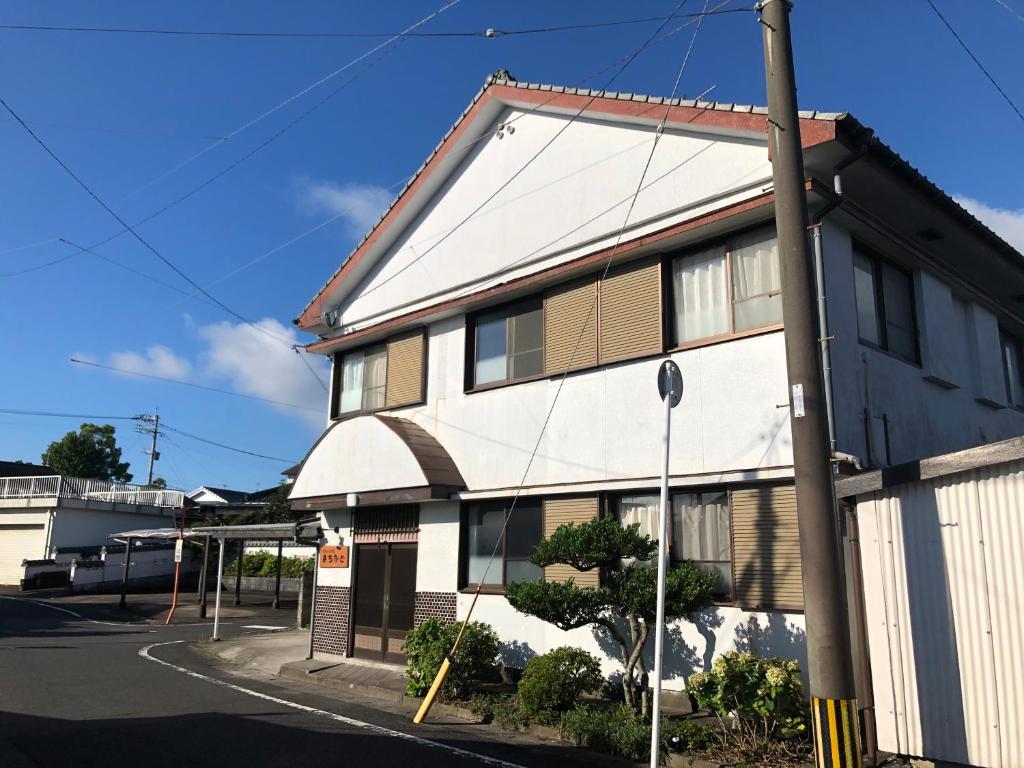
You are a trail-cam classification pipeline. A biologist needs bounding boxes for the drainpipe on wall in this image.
[810,134,874,456]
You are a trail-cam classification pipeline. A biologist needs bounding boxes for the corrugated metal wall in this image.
[856,459,1024,767]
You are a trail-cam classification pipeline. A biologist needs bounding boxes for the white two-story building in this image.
[287,74,1024,687]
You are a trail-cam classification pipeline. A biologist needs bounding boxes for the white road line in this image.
[242,625,287,630]
[0,595,127,625]
[0,595,226,629]
[139,641,526,768]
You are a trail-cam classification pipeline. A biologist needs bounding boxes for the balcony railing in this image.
[0,475,184,508]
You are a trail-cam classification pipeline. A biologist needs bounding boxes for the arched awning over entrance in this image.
[289,415,465,511]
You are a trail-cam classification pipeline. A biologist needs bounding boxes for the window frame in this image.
[1000,330,1024,410]
[465,296,547,392]
[852,245,920,364]
[458,499,544,593]
[611,488,735,604]
[329,331,427,420]
[666,225,785,352]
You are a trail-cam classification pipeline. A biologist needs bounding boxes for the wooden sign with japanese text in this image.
[319,545,349,569]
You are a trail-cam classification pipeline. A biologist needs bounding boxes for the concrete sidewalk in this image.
[208,630,416,708]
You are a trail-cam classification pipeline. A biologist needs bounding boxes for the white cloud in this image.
[110,345,191,380]
[296,177,392,238]
[198,317,328,427]
[954,195,1024,254]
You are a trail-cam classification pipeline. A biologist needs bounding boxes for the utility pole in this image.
[141,409,161,485]
[758,2,860,766]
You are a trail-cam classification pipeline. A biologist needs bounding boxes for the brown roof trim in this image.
[295,81,839,330]
[836,435,1024,499]
[290,484,457,511]
[305,181,824,355]
[375,415,465,488]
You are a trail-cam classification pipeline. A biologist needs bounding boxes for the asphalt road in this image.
[0,594,610,768]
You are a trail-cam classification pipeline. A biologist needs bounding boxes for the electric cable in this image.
[925,0,1024,123]
[471,0,711,590]
[0,9,752,39]
[160,423,297,463]
[350,0,735,305]
[69,357,322,413]
[992,0,1024,23]
[0,407,139,420]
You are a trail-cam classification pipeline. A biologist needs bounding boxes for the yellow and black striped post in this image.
[811,697,862,768]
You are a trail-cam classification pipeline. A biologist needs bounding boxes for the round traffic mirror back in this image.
[657,360,683,407]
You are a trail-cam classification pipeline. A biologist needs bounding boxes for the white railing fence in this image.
[0,475,183,507]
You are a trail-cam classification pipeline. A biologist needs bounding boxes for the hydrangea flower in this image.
[765,666,787,686]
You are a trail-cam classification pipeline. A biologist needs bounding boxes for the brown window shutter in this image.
[384,330,426,408]
[598,258,663,363]
[730,485,804,611]
[542,497,600,588]
[544,277,598,374]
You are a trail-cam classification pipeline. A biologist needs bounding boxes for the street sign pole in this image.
[649,360,683,768]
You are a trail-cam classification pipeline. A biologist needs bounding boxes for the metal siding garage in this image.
[0,520,47,585]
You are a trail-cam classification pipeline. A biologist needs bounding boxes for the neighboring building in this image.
[0,473,183,585]
[0,461,55,478]
[286,74,1024,689]
[187,485,279,517]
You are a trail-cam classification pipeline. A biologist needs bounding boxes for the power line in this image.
[0,9,751,39]
[465,0,707,592]
[0,94,331,397]
[0,407,140,420]
[356,1,731,304]
[924,0,1024,123]
[993,0,1024,23]
[69,357,322,413]
[161,423,297,463]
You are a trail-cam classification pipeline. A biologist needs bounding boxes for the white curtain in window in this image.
[673,246,729,343]
[672,492,729,562]
[731,231,782,331]
[362,346,388,410]
[339,351,364,413]
[618,495,662,542]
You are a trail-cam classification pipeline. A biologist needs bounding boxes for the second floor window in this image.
[671,228,781,346]
[853,248,918,362]
[1001,331,1024,407]
[473,299,543,386]
[331,330,426,418]
[338,344,387,413]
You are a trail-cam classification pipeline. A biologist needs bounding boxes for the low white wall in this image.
[69,545,199,589]
[458,592,807,692]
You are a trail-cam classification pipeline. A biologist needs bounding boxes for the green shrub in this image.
[492,696,529,731]
[687,651,810,764]
[403,618,501,700]
[661,718,719,753]
[517,647,604,724]
[559,704,654,762]
[224,550,313,578]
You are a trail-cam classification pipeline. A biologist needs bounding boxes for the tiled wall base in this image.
[312,585,351,656]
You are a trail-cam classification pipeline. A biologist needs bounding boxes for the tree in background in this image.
[505,516,716,717]
[41,423,132,482]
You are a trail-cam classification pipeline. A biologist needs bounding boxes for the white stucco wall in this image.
[386,317,793,494]
[416,501,460,592]
[48,506,174,551]
[317,509,353,589]
[458,592,807,692]
[822,221,1024,465]
[337,108,772,330]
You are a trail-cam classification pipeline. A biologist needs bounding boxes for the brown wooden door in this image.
[352,542,418,664]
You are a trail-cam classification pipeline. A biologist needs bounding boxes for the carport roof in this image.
[109,521,322,542]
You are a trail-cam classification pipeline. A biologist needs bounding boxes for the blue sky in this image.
[1,0,1022,492]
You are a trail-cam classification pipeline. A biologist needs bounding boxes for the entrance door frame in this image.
[350,540,418,664]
